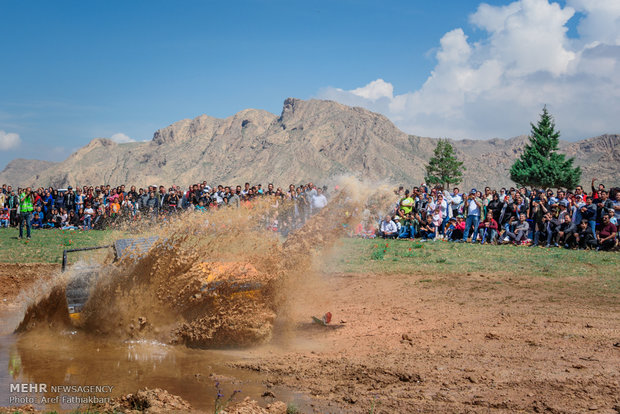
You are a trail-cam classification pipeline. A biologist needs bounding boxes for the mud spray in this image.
[16,178,395,348]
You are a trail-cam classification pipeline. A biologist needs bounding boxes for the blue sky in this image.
[1,0,618,169]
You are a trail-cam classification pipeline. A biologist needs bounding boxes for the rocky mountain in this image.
[0,159,58,189]
[1,98,618,190]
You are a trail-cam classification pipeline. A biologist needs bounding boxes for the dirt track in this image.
[234,271,620,413]
[2,265,619,413]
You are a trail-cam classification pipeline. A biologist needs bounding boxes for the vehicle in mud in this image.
[63,236,269,332]
[63,237,160,322]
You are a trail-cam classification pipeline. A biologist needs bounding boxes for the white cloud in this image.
[318,0,620,140]
[350,79,394,101]
[0,130,21,150]
[567,0,620,45]
[109,132,135,143]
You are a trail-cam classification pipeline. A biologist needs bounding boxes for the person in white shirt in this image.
[436,194,449,236]
[379,215,398,238]
[83,204,95,230]
[449,187,462,218]
[311,188,328,211]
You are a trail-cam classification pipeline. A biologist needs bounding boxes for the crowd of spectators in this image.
[0,181,329,239]
[2,178,618,251]
[368,178,619,252]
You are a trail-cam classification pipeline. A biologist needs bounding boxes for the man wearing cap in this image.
[462,189,483,242]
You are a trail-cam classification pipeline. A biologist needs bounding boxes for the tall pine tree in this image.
[510,107,581,189]
[425,139,464,189]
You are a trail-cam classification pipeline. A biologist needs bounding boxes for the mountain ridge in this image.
[1,98,618,189]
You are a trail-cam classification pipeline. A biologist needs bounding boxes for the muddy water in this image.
[0,310,303,412]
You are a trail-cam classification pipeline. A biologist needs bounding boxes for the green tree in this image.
[425,139,464,189]
[510,107,581,189]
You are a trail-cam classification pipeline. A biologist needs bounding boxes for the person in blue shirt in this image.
[31,207,44,229]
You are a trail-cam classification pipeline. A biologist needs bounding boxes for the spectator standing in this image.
[305,183,317,217]
[7,190,18,226]
[76,188,84,213]
[311,187,328,211]
[65,186,76,213]
[613,191,620,213]
[580,196,597,234]
[596,191,614,222]
[83,203,94,230]
[462,189,483,242]
[229,188,241,208]
[18,187,35,239]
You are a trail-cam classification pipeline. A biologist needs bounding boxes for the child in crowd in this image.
[0,208,9,227]
[444,218,456,241]
[431,207,442,236]
[450,216,466,241]
[195,200,207,212]
[31,209,44,229]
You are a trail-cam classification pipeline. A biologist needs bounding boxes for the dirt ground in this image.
[234,271,620,413]
[2,265,619,413]
[0,263,57,313]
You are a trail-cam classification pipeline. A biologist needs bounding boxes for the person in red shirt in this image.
[478,212,499,244]
[591,178,605,200]
[596,214,618,251]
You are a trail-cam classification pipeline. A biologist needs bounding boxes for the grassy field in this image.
[0,228,126,264]
[323,238,620,294]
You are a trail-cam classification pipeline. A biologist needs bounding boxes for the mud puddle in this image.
[0,310,306,412]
